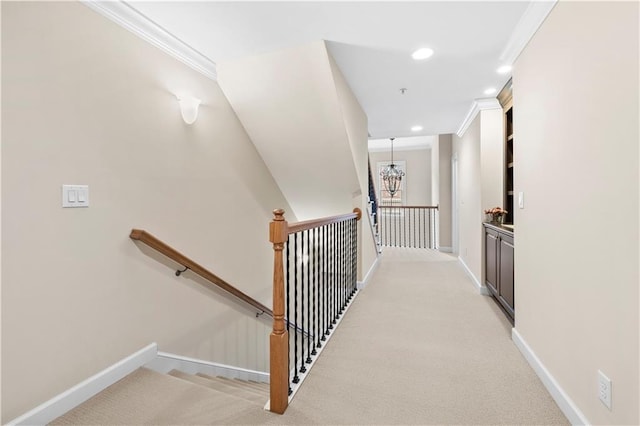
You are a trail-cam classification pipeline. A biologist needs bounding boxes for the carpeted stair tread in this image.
[169,370,266,405]
[50,367,268,425]
[234,378,270,392]
[196,373,268,395]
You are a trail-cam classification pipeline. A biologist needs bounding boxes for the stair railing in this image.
[130,229,272,316]
[269,208,362,414]
[378,205,438,249]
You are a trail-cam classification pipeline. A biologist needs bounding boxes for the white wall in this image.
[326,52,377,280]
[452,117,482,283]
[1,2,294,421]
[430,134,453,250]
[369,148,432,206]
[514,2,638,424]
[480,109,504,214]
[217,41,360,221]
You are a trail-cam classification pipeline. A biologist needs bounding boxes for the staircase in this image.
[50,368,269,425]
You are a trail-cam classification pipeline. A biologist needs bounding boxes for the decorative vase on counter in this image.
[484,207,508,225]
[490,213,504,225]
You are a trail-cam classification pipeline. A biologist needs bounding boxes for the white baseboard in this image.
[7,343,158,425]
[357,256,380,289]
[512,328,589,426]
[457,256,490,295]
[146,352,269,384]
[438,246,453,253]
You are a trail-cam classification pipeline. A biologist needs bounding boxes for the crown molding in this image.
[82,1,217,81]
[500,0,558,66]
[456,98,501,137]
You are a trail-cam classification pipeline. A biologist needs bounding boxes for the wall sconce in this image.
[177,95,201,125]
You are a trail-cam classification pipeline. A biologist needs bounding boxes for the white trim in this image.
[146,352,269,383]
[500,1,558,66]
[81,1,217,81]
[512,328,590,426]
[456,98,502,137]
[458,256,490,295]
[438,246,453,253]
[7,343,158,426]
[357,256,380,289]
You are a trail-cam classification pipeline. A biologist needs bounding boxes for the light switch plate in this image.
[518,192,524,209]
[62,185,89,208]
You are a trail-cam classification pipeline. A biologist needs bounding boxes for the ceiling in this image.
[126,1,534,138]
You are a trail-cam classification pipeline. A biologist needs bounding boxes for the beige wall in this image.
[217,41,360,221]
[453,117,482,281]
[437,134,453,249]
[514,2,639,424]
[326,52,377,280]
[369,148,432,206]
[480,109,504,214]
[1,2,294,421]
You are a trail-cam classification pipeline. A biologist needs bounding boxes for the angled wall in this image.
[1,2,293,421]
[217,41,361,221]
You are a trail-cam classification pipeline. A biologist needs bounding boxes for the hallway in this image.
[242,247,568,424]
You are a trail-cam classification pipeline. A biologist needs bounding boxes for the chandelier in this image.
[380,137,405,197]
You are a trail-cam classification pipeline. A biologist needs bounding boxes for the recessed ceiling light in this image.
[497,65,512,74]
[484,87,497,95]
[411,125,423,132]
[411,48,434,61]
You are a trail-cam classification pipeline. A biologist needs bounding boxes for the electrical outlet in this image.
[598,370,612,410]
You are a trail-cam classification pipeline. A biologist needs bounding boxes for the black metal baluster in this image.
[418,208,422,248]
[420,209,426,248]
[323,224,329,339]
[349,219,357,302]
[305,229,313,364]
[311,227,318,356]
[400,208,407,247]
[422,208,426,249]
[336,221,340,319]
[396,206,399,247]
[286,236,292,394]
[348,219,352,297]
[318,226,322,346]
[292,233,300,384]
[331,224,340,325]
[305,229,312,365]
[340,222,347,310]
[353,218,357,295]
[428,209,432,249]
[300,231,307,373]
[412,208,416,248]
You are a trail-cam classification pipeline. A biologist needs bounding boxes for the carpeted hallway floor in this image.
[54,247,569,425]
[232,247,569,425]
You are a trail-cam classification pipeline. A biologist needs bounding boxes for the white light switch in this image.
[62,185,89,208]
[518,192,524,209]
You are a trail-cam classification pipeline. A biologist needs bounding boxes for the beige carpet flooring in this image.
[53,248,569,425]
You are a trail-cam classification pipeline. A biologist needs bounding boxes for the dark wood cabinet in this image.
[498,79,514,225]
[484,224,514,320]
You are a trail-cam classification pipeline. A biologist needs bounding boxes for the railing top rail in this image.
[287,208,362,234]
[378,205,439,209]
[130,229,273,317]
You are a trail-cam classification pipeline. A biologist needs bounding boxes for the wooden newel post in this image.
[269,209,289,414]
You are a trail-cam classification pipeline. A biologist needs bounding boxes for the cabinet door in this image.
[485,230,499,294]
[499,235,515,317]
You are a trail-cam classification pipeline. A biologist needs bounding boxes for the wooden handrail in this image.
[288,208,362,234]
[378,205,439,209]
[129,229,273,317]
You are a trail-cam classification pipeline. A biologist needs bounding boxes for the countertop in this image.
[483,222,514,235]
